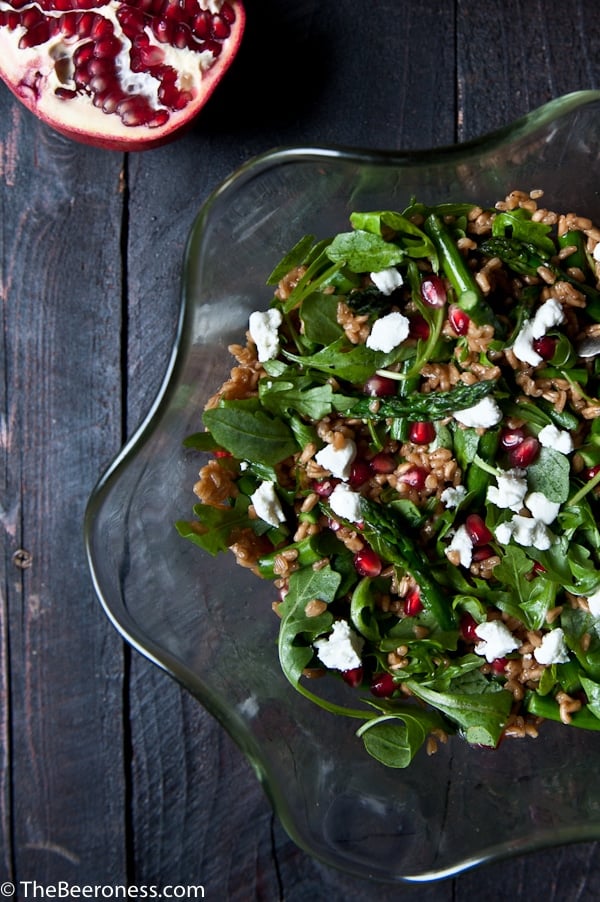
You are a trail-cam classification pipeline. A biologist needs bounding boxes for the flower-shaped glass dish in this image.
[85,90,600,883]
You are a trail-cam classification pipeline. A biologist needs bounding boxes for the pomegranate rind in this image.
[0,0,246,151]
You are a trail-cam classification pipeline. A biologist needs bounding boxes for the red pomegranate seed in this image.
[409,421,435,445]
[363,374,398,397]
[341,666,363,688]
[508,435,540,468]
[409,314,430,340]
[465,513,493,546]
[19,20,50,46]
[471,545,495,562]
[491,657,508,674]
[94,36,122,58]
[221,2,236,24]
[354,547,382,578]
[313,477,338,498]
[192,9,211,38]
[211,13,230,39]
[532,335,557,360]
[531,561,546,574]
[460,613,479,641]
[404,587,423,616]
[370,452,396,474]
[420,275,447,308]
[371,672,396,697]
[448,304,470,335]
[397,466,428,490]
[586,464,600,480]
[500,426,525,449]
[349,459,372,488]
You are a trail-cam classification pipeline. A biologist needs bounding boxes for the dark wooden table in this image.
[2,1,600,898]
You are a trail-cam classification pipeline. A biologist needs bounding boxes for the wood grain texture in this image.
[1,0,600,898]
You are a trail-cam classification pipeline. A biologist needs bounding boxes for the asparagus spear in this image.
[342,377,496,421]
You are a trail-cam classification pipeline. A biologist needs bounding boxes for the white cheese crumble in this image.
[365,311,410,353]
[440,484,467,509]
[446,524,473,567]
[494,514,554,551]
[524,491,560,525]
[452,395,503,428]
[248,309,283,362]
[315,439,357,480]
[538,423,574,454]
[314,620,364,671]
[533,628,570,665]
[594,243,600,263]
[486,468,528,512]
[474,620,519,663]
[512,298,565,365]
[250,480,285,528]
[329,483,363,523]
[369,267,404,295]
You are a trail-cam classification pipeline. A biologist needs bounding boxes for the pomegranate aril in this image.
[354,547,382,578]
[349,460,372,488]
[404,587,423,616]
[409,314,430,340]
[148,109,170,128]
[77,11,96,35]
[118,96,153,126]
[73,40,94,65]
[500,426,525,449]
[363,374,397,397]
[465,513,493,546]
[192,10,211,38]
[221,2,236,23]
[508,435,540,468]
[448,304,470,335]
[370,452,396,474]
[471,545,495,562]
[312,478,337,498]
[420,274,447,307]
[491,657,508,674]
[586,464,600,480]
[94,36,122,58]
[341,666,364,688]
[460,613,479,641]
[19,20,50,47]
[101,89,126,113]
[199,38,221,56]
[153,17,173,42]
[211,13,230,39]
[532,335,557,360]
[397,466,428,490]
[370,672,396,698]
[409,421,435,444]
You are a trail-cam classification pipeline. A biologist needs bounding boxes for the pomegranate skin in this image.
[0,0,246,151]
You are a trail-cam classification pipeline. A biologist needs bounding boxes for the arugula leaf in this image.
[284,335,412,383]
[404,676,512,747]
[492,210,556,257]
[526,447,571,503]
[267,234,317,285]
[203,400,298,466]
[300,291,344,345]
[356,707,447,768]
[349,210,438,263]
[326,230,406,273]
[258,373,335,421]
[278,566,341,684]
[175,494,254,556]
[182,430,220,451]
[492,545,557,629]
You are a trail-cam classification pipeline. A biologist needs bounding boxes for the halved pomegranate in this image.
[0,0,245,150]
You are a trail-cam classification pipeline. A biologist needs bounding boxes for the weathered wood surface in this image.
[2,0,600,898]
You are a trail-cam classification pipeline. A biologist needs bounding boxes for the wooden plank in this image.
[0,95,128,883]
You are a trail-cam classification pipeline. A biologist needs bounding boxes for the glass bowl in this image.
[85,89,600,883]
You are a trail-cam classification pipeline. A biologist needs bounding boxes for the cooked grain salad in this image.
[177,189,600,768]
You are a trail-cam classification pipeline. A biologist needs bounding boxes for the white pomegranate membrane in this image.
[0,0,245,149]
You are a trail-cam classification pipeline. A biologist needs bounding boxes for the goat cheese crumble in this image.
[248,309,282,362]
[315,439,357,480]
[250,480,285,528]
[452,395,503,428]
[474,620,519,663]
[533,628,570,665]
[366,311,410,352]
[329,483,363,523]
[314,620,364,671]
[538,423,574,454]
[487,469,528,512]
[369,266,404,295]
